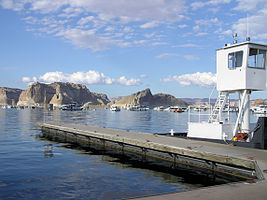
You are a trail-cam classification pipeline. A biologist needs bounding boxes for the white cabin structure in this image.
[188,41,267,141]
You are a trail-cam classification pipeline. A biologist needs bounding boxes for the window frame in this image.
[228,50,244,70]
[248,48,266,69]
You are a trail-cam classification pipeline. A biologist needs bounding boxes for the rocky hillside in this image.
[113,89,153,107]
[113,88,188,108]
[153,93,189,107]
[17,82,110,107]
[0,87,23,106]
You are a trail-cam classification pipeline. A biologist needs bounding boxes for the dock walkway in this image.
[38,122,267,200]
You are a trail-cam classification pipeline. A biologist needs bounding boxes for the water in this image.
[0,109,259,199]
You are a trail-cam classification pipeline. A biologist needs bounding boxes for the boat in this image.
[222,106,239,112]
[153,106,165,111]
[166,106,185,112]
[128,105,149,111]
[251,105,267,114]
[193,106,207,112]
[61,104,82,111]
[110,106,120,112]
[172,107,185,113]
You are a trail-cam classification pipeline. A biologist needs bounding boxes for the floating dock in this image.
[38,122,267,200]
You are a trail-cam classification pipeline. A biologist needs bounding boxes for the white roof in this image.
[217,41,267,51]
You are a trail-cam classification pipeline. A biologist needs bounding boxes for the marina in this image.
[0,108,242,200]
[2,1,267,199]
[37,40,267,199]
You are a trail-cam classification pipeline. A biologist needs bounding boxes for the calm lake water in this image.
[0,108,260,200]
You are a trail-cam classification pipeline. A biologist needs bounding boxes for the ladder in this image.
[208,92,229,123]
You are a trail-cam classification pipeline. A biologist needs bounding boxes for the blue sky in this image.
[1,0,267,99]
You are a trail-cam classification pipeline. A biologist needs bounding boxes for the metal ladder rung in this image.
[208,92,229,123]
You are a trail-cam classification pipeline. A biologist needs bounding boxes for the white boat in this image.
[153,106,165,111]
[193,106,207,112]
[251,105,267,114]
[110,106,120,111]
[61,104,82,111]
[128,105,149,111]
[222,106,238,112]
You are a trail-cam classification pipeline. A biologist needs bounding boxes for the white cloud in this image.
[0,0,27,11]
[123,26,134,33]
[151,42,168,46]
[196,32,208,36]
[222,29,232,36]
[178,24,187,29]
[163,72,216,88]
[191,0,231,10]
[226,0,267,40]
[77,16,95,25]
[29,0,186,22]
[232,10,267,40]
[184,55,199,61]
[22,77,31,83]
[144,33,155,38]
[173,43,198,48]
[156,53,179,59]
[234,0,266,12]
[116,76,141,86]
[193,25,200,32]
[133,40,148,46]
[0,0,187,51]
[140,21,159,29]
[190,2,206,10]
[55,28,115,51]
[195,18,219,26]
[156,53,199,60]
[193,18,221,35]
[22,70,141,86]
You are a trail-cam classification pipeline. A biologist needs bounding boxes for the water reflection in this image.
[44,144,54,158]
[0,109,6,138]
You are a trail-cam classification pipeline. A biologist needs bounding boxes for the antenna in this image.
[246,13,251,41]
[233,33,238,44]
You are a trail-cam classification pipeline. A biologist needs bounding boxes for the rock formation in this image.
[114,88,153,107]
[153,93,188,107]
[17,82,110,107]
[0,87,23,106]
[113,88,188,108]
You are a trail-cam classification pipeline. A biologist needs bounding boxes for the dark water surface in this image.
[0,109,256,200]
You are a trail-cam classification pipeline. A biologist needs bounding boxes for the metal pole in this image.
[241,90,250,133]
[233,90,247,137]
[188,106,190,123]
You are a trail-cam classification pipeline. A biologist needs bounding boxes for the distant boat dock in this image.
[38,122,267,200]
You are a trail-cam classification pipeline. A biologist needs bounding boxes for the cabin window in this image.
[228,51,243,69]
[248,48,266,69]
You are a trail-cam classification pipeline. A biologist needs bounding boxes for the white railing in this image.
[188,106,211,123]
[188,105,233,124]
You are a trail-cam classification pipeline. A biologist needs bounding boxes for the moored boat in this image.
[110,106,120,111]
[61,104,82,111]
[153,106,165,111]
[251,105,267,114]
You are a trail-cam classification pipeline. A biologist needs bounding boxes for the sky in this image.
[1,0,267,99]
